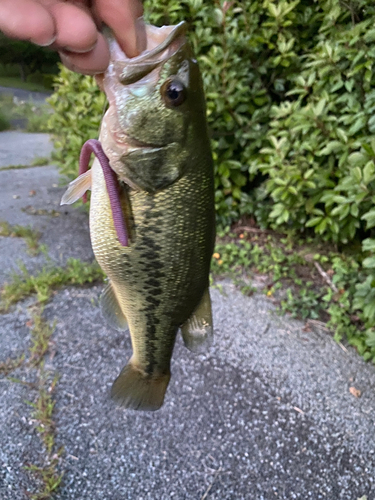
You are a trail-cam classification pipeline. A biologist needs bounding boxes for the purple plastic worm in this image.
[79,139,128,247]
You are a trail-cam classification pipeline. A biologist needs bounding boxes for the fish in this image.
[61,21,215,411]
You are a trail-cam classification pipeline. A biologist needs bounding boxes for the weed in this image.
[31,157,50,167]
[25,461,63,500]
[0,258,105,311]
[26,372,59,454]
[22,206,60,217]
[25,370,64,500]
[7,376,36,388]
[28,314,56,367]
[0,164,33,171]
[232,277,256,297]
[211,228,375,363]
[0,94,51,132]
[281,288,323,320]
[0,308,54,376]
[0,353,25,375]
[0,161,50,171]
[0,304,64,498]
[0,221,42,255]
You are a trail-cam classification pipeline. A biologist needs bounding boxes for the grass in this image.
[0,75,51,93]
[0,258,105,311]
[0,221,43,255]
[0,62,55,92]
[23,103,51,133]
[0,109,10,131]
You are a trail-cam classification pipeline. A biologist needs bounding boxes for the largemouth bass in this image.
[61,22,215,411]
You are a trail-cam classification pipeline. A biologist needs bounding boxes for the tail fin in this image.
[111,360,170,411]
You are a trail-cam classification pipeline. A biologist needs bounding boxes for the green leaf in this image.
[363,161,375,184]
[306,216,323,228]
[362,209,375,229]
[363,257,375,268]
[348,152,366,166]
[362,238,375,252]
[348,116,367,136]
[314,99,326,117]
[270,203,284,218]
[315,217,328,234]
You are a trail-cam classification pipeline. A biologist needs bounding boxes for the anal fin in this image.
[100,281,128,331]
[181,288,213,353]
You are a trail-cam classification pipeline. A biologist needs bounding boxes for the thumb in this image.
[95,0,146,58]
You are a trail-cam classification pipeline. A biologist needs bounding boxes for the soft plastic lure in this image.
[63,139,128,247]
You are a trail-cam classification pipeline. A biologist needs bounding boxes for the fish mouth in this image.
[125,135,170,151]
[105,22,187,86]
[126,22,186,65]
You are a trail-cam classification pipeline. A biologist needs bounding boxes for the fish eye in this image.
[161,79,187,107]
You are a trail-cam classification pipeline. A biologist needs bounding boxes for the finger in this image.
[0,0,56,46]
[59,32,109,74]
[95,0,145,58]
[48,1,98,52]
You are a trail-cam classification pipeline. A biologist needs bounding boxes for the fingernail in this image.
[62,41,97,54]
[58,52,74,69]
[35,34,57,47]
[58,52,79,74]
[59,53,106,76]
[135,17,147,54]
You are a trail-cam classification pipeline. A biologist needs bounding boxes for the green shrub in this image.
[145,0,347,224]
[48,0,375,233]
[47,67,105,180]
[254,3,375,245]
[47,0,327,217]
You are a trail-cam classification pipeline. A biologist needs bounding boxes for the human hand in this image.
[0,0,146,74]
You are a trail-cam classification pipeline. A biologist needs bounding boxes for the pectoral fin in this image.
[181,288,213,353]
[60,170,92,205]
[100,281,128,331]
